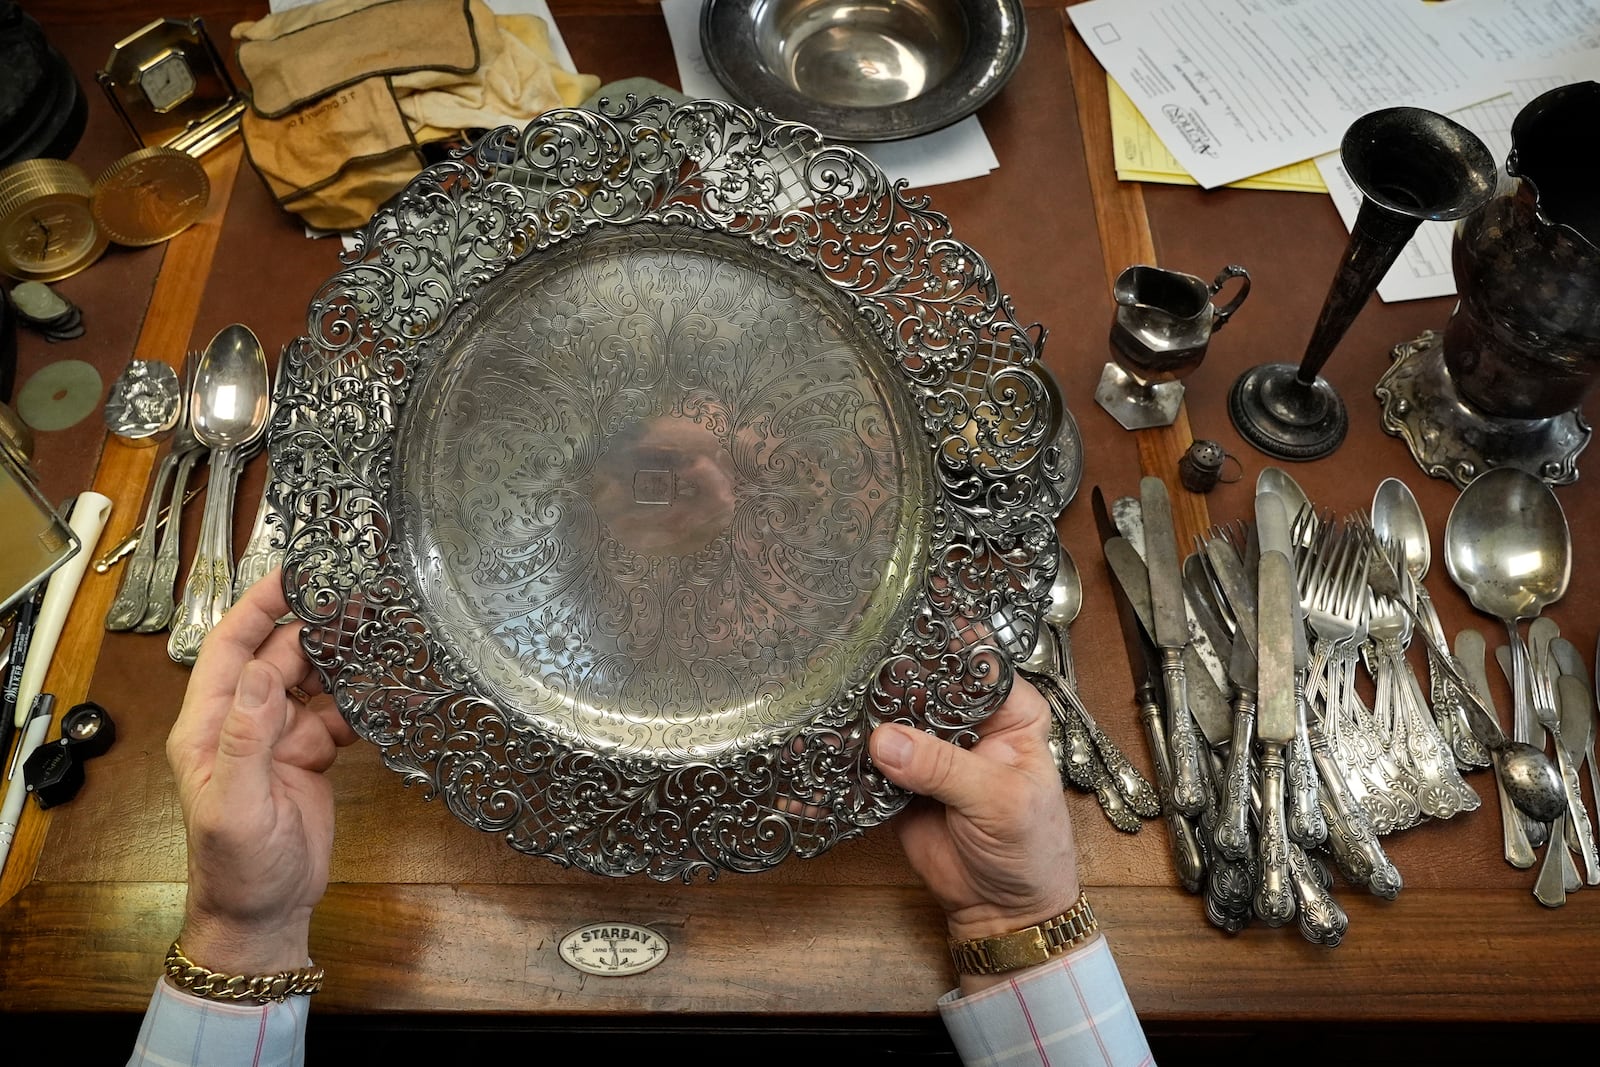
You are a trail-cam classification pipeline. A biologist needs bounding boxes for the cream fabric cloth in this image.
[232,0,600,230]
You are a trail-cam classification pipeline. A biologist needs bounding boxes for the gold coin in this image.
[91,146,211,247]
[0,158,107,282]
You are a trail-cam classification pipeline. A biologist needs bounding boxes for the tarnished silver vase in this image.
[1378,80,1600,486]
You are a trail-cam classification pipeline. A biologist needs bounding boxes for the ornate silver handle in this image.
[1253,740,1296,927]
[1309,727,1403,900]
[1214,692,1255,862]
[1161,650,1207,816]
[136,448,204,633]
[104,452,179,631]
[1032,671,1141,833]
[232,486,279,601]
[203,449,250,629]
[1056,672,1159,818]
[168,447,237,665]
[1287,681,1327,848]
[1199,749,1252,931]
[1137,689,1206,895]
[1288,840,1347,946]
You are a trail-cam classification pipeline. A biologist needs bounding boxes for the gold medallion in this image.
[0,159,109,282]
[91,146,210,247]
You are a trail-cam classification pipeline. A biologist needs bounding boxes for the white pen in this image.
[0,693,54,876]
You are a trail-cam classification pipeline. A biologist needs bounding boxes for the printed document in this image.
[1068,0,1522,189]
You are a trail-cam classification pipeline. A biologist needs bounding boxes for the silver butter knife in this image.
[1139,476,1207,816]
[1253,548,1298,927]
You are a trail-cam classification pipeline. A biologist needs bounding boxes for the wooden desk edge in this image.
[2,880,1596,1021]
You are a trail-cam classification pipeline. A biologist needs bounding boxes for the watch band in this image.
[948,892,1099,976]
[164,940,324,1003]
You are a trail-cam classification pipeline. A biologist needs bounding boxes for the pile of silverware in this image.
[1091,466,1596,945]
[103,324,281,666]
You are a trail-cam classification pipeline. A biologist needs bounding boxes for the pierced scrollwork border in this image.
[273,96,1074,881]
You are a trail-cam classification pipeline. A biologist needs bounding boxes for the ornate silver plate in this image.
[272,97,1075,880]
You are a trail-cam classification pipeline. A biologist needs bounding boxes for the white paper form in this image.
[1316,6,1600,302]
[661,0,999,189]
[1067,0,1522,189]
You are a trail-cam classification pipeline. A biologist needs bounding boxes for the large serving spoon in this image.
[1440,468,1569,826]
[1371,477,1489,768]
[1445,468,1570,750]
[167,325,271,666]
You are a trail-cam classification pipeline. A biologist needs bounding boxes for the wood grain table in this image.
[3,2,1597,1060]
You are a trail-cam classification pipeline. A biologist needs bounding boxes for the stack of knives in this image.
[1092,476,1401,947]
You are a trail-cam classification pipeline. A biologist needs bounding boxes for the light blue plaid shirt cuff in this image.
[127,977,309,1067]
[938,936,1154,1066]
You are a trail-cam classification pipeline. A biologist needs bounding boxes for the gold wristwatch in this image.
[948,892,1099,976]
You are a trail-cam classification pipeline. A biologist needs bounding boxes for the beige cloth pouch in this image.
[235,0,480,118]
[233,0,601,231]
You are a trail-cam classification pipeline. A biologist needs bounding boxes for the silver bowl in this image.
[700,0,1026,142]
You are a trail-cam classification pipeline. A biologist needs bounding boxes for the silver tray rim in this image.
[270,97,1074,880]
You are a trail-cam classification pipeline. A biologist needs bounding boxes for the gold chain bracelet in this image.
[164,940,324,1003]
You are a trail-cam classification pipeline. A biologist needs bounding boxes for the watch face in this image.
[138,52,196,113]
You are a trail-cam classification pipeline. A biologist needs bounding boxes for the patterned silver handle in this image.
[1137,691,1206,895]
[232,487,278,600]
[1161,650,1207,816]
[1214,693,1255,862]
[1288,840,1347,946]
[168,447,237,665]
[136,448,204,633]
[1287,685,1327,848]
[1253,740,1296,926]
[1309,727,1403,899]
[104,452,179,631]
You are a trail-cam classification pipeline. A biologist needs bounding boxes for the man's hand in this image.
[165,569,358,975]
[869,675,1082,988]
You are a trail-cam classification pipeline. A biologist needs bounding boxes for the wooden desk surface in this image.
[3,0,1598,1056]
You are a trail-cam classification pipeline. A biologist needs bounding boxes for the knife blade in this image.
[1138,476,1206,816]
[1092,487,1206,894]
[1252,548,1297,926]
[1104,539,1233,748]
[1254,490,1327,849]
[1111,494,1145,559]
[1123,515,1231,717]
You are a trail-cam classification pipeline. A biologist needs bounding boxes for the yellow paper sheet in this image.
[1107,76,1327,193]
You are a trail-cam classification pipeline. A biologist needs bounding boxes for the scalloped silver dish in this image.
[700,0,1027,142]
[271,97,1074,880]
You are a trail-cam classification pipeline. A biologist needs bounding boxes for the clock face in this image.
[138,52,196,113]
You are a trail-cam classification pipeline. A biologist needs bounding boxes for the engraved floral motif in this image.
[273,97,1074,880]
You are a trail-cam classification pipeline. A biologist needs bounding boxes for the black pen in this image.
[0,584,44,777]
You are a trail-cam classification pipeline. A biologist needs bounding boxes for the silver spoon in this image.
[1371,477,1489,768]
[1257,467,1314,544]
[167,325,272,666]
[1442,468,1570,825]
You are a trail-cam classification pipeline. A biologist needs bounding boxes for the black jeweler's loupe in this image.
[23,700,115,809]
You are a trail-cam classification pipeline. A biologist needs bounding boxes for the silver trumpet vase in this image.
[1228,107,1497,462]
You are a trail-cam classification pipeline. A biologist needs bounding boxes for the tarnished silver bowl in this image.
[700,0,1026,142]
